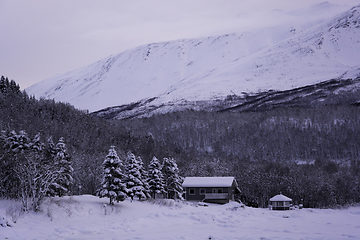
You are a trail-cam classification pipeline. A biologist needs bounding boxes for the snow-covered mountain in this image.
[26,4,360,114]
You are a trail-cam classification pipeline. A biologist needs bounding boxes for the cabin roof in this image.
[269,194,292,202]
[182,177,236,188]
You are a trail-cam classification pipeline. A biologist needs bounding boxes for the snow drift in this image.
[1,195,360,240]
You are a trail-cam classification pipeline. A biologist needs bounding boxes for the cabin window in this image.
[199,188,205,195]
[189,188,195,195]
[212,188,223,193]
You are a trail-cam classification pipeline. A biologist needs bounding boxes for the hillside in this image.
[26,5,360,114]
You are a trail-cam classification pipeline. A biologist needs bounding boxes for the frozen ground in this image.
[1,195,360,240]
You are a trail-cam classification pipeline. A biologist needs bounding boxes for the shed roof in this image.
[269,194,292,202]
[182,177,236,188]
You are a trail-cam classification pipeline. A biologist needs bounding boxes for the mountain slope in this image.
[26,5,360,113]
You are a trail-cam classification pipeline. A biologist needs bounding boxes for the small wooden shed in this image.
[269,193,292,210]
[182,177,241,204]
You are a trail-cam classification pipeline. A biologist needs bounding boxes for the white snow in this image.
[1,195,360,240]
[25,4,360,113]
[182,177,235,188]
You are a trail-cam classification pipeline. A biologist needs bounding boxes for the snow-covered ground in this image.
[1,195,360,240]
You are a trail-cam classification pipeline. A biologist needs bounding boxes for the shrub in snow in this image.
[0,216,12,227]
[97,146,127,204]
[0,130,74,211]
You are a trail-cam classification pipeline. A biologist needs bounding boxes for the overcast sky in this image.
[1,0,360,89]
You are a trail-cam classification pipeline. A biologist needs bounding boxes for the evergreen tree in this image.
[5,130,31,153]
[98,146,127,204]
[46,137,57,157]
[49,137,73,197]
[125,152,150,200]
[30,133,44,152]
[162,157,184,200]
[137,156,151,197]
[147,156,166,198]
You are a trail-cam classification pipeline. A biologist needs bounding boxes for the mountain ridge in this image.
[26,4,360,114]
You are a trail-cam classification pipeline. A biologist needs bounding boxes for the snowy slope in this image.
[1,196,360,240]
[26,4,360,112]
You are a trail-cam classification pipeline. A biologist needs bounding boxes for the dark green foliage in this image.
[147,156,166,198]
[0,76,134,195]
[0,129,73,211]
[162,157,184,200]
[97,146,127,204]
[1,76,360,208]
[47,137,73,197]
[124,152,150,200]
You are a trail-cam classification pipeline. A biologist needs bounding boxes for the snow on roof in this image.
[182,177,235,188]
[269,194,292,202]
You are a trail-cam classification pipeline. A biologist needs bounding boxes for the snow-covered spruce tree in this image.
[147,156,166,199]
[45,136,57,159]
[30,133,44,152]
[136,156,151,197]
[162,157,184,200]
[5,130,31,153]
[1,130,33,200]
[48,137,73,197]
[98,146,127,204]
[124,152,150,201]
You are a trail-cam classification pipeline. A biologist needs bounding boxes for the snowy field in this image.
[1,195,360,240]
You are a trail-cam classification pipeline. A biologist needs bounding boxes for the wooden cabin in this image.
[182,177,241,204]
[269,194,292,210]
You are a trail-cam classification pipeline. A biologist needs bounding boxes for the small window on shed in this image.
[199,188,205,195]
[189,188,195,195]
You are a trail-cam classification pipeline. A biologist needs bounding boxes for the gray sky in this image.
[1,0,359,89]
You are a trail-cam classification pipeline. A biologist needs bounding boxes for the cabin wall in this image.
[270,201,291,210]
[184,187,231,202]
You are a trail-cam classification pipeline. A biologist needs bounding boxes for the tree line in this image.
[1,76,360,208]
[98,146,183,205]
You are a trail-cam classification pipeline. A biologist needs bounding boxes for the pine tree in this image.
[49,137,73,197]
[98,146,127,204]
[46,137,57,157]
[162,157,184,200]
[5,130,31,153]
[137,156,151,198]
[125,152,150,200]
[148,156,166,199]
[30,133,44,152]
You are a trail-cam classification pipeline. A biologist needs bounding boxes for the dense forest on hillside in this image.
[1,76,360,208]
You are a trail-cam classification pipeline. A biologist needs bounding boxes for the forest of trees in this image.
[1,75,360,209]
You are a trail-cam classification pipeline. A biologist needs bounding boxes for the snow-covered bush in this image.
[0,216,12,227]
[0,130,73,212]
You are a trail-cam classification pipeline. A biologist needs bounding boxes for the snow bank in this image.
[1,195,360,239]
